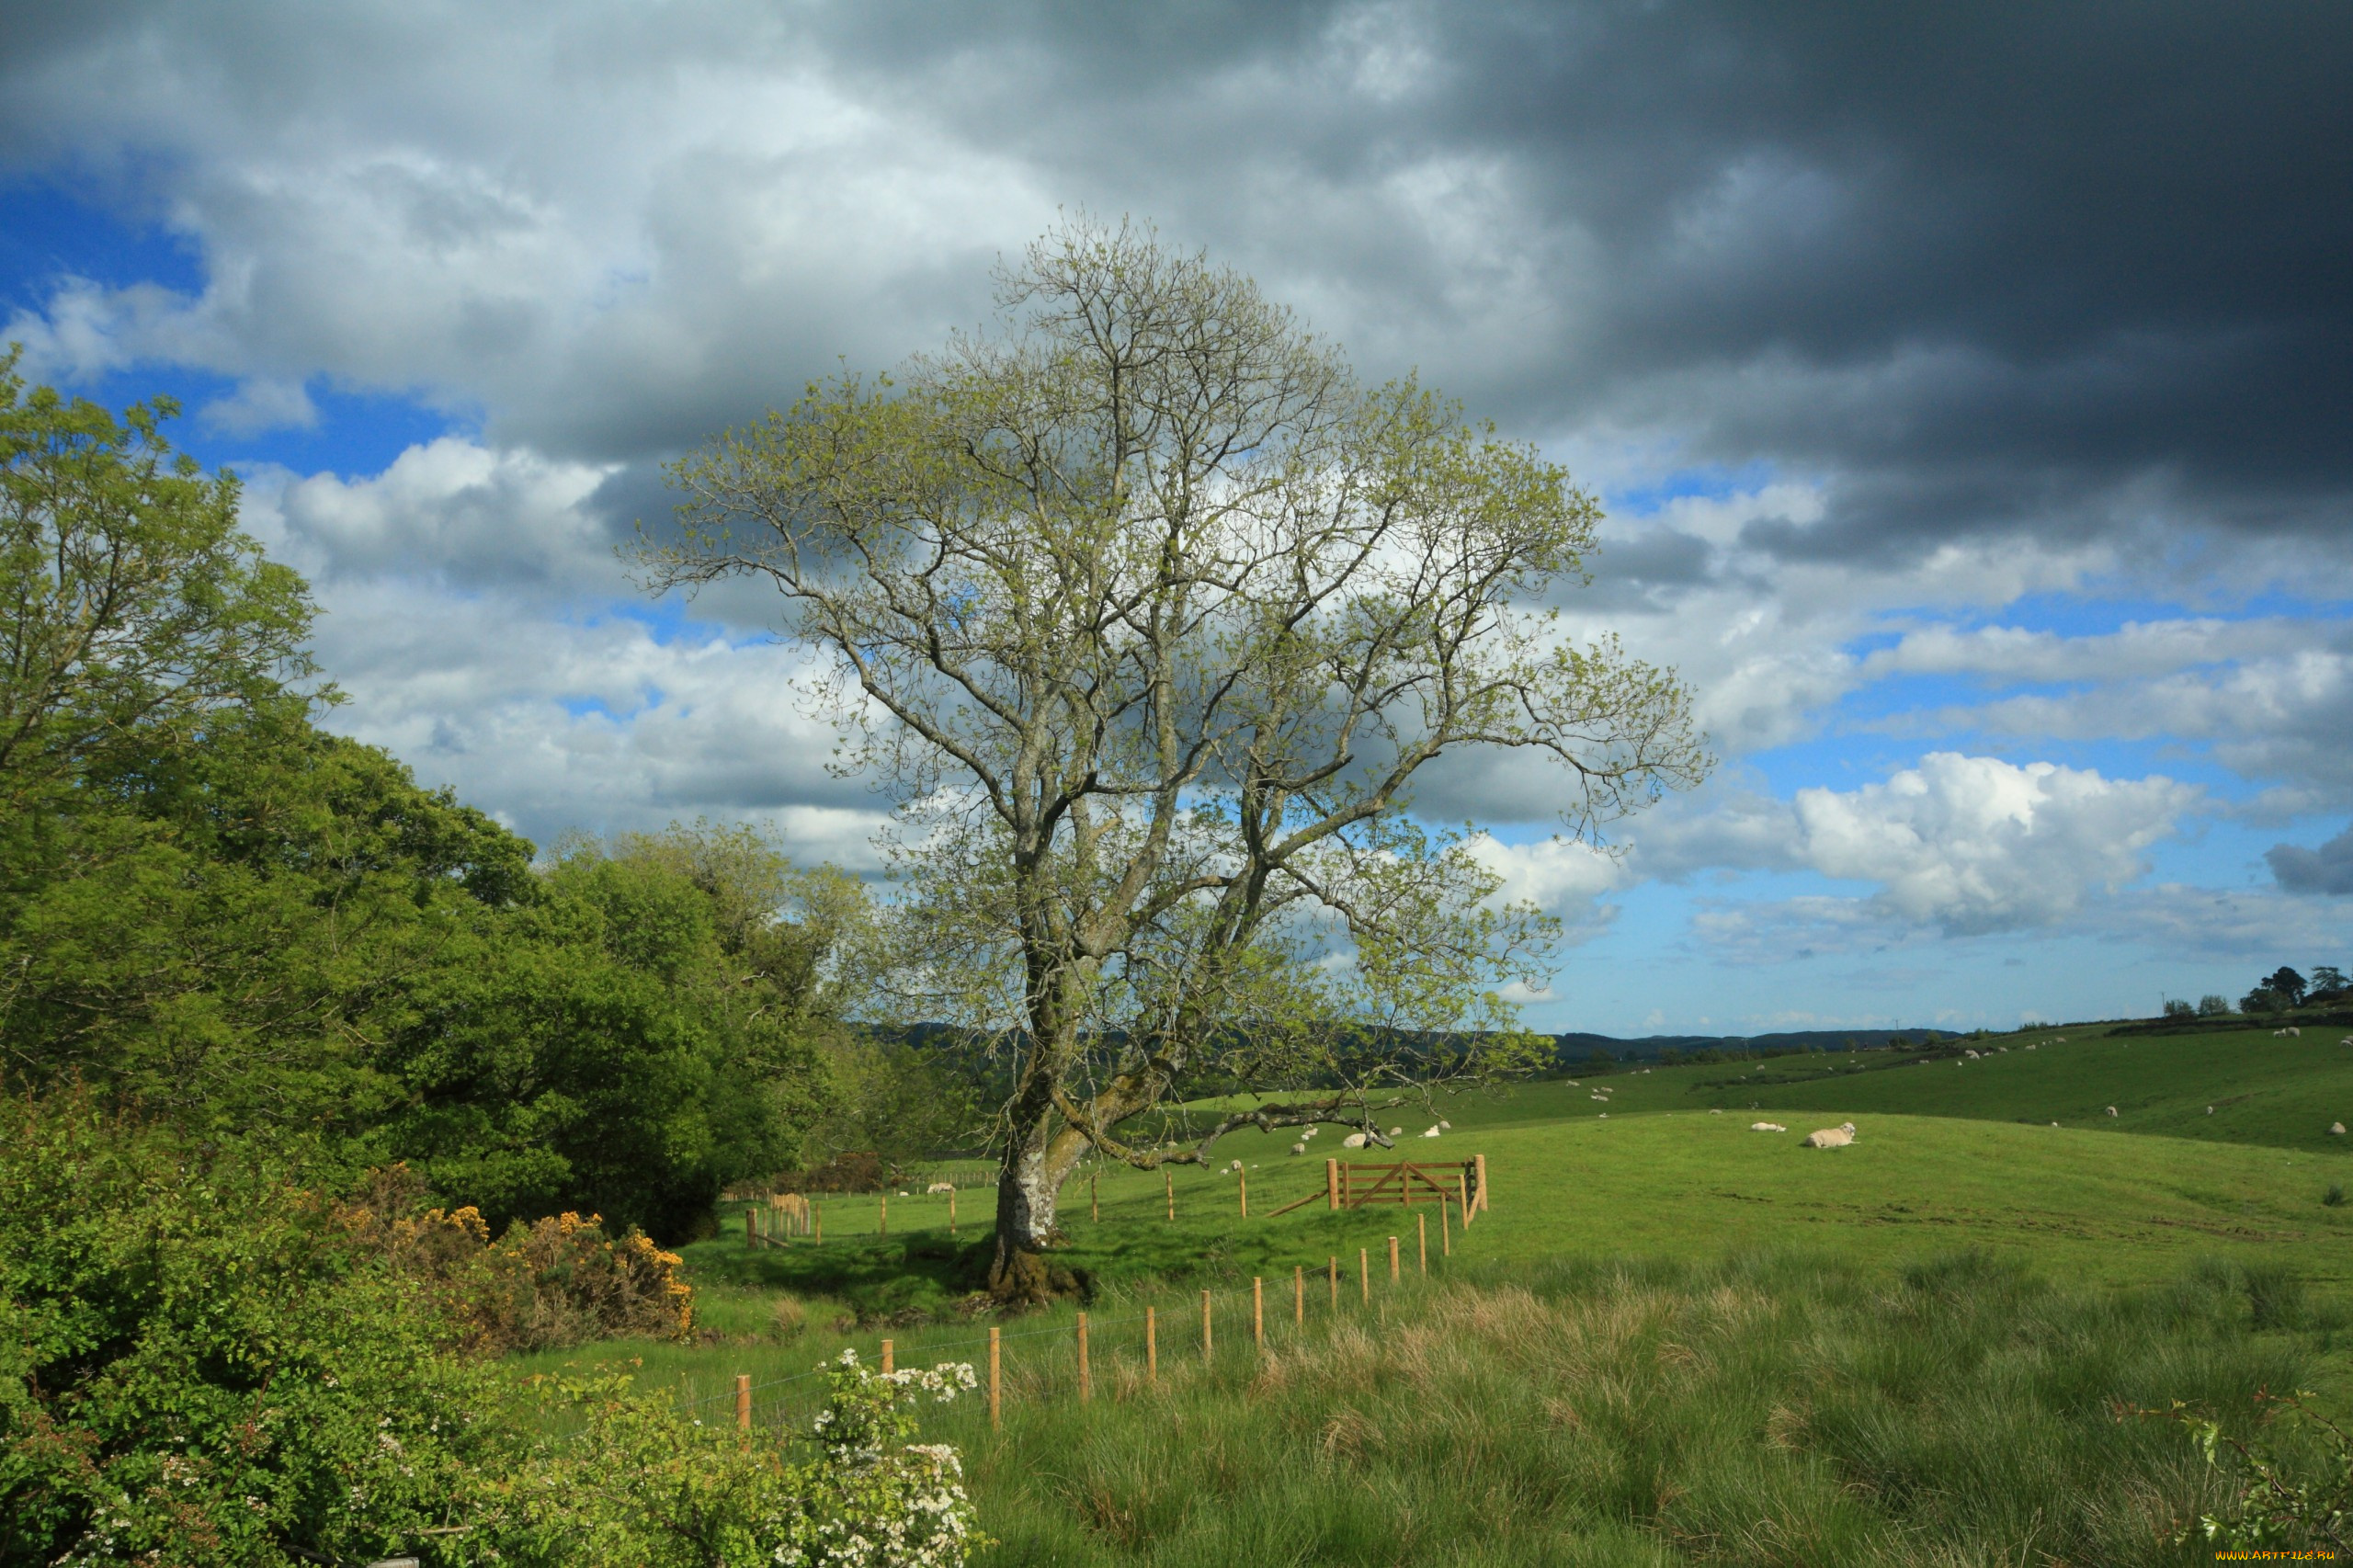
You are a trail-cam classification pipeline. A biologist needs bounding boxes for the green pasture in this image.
[676,1020,2353,1324]
[533,1023,2353,1562]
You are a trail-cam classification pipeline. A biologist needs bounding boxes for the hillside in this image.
[1442,1020,2353,1155]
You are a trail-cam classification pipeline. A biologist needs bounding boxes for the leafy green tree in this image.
[642,219,1709,1299]
[2267,966,2309,1006]
[0,348,314,815]
[2198,994,2232,1017]
[360,827,853,1239]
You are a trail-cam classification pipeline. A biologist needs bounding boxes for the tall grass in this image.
[516,1251,2332,1564]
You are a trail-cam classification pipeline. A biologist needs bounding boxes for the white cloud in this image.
[1465,833,1624,924]
[199,376,316,436]
[1792,753,2198,935]
[245,437,621,593]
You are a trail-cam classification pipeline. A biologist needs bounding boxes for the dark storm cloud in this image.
[2269,826,2353,897]
[805,1,2353,561]
[4,1,2346,569]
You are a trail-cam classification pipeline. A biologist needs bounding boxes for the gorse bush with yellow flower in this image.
[336,1163,694,1352]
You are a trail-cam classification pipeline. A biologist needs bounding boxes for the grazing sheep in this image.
[2025,1043,2037,1051]
[1389,1126,1403,1137]
[926,1182,955,1195]
[1710,1108,1725,1115]
[1342,1131,1368,1149]
[1421,1126,1443,1139]
[2105,1106,2118,1117]
[1598,1112,1608,1119]
[1965,1049,1982,1060]
[1228,1160,1244,1174]
[2207,1106,2215,1115]
[1302,1126,1318,1140]
[2289,1028,2302,1038]
[1439,1119,1451,1130]
[2333,1123,2348,1137]
[1290,1142,1306,1155]
[1801,1127,1854,1149]
[1750,1121,1787,1132]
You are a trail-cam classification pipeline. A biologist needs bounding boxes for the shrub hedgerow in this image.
[0,1095,506,1565]
[1,1095,983,1567]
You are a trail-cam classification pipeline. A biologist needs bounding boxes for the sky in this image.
[3,1,2348,1037]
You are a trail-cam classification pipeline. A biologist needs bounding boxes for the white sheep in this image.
[2207,1106,2215,1115]
[1342,1131,1368,1149]
[1438,1119,1451,1131]
[2104,1106,2118,1117]
[1421,1126,1442,1139]
[2332,1123,2347,1137]
[1965,1049,1981,1060]
[1290,1142,1306,1155]
[1750,1121,1787,1132]
[1802,1127,1852,1149]
[2025,1044,2037,1051]
[926,1182,955,1195]
[1389,1126,1403,1137]
[2289,1027,2302,1038]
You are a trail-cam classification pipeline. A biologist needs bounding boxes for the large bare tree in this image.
[640,220,1709,1301]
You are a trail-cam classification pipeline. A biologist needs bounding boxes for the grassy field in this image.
[530,1021,2353,1562]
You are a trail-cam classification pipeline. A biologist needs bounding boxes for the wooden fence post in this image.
[881,1338,893,1375]
[1091,1166,1098,1222]
[1253,1278,1264,1352]
[1146,1306,1158,1387]
[1475,1153,1489,1215]
[988,1327,1001,1429]
[1293,1265,1304,1327]
[734,1373,750,1433]
[1418,1213,1427,1275]
[1441,1197,1451,1256]
[1201,1290,1213,1365]
[1165,1169,1174,1221]
[1327,1256,1338,1312]
[1457,1171,1472,1229]
[1077,1312,1090,1403]
[949,1187,956,1235]
[1238,1168,1248,1219]
[879,1194,887,1237]
[744,1205,755,1251]
[1388,1235,1400,1283]
[1358,1247,1370,1304]
[1325,1157,1340,1211]
[814,1201,823,1244]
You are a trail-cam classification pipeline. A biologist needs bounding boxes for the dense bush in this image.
[0,1095,506,1566]
[0,1096,981,1567]
[335,1164,694,1353]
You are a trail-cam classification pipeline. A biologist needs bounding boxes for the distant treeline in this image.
[1549,1028,1962,1071]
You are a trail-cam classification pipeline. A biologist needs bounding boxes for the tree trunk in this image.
[987,1073,1093,1304]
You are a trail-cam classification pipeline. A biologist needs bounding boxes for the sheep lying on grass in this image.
[1750,1121,1787,1133]
[1802,1121,1859,1150]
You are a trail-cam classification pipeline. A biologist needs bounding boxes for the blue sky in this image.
[4,4,2348,1036]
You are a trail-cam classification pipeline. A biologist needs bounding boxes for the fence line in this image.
[697,1211,1467,1441]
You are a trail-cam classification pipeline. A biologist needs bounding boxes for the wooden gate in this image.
[1264,1154,1488,1223]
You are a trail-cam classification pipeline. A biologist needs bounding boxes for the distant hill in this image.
[1552,1028,1962,1064]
